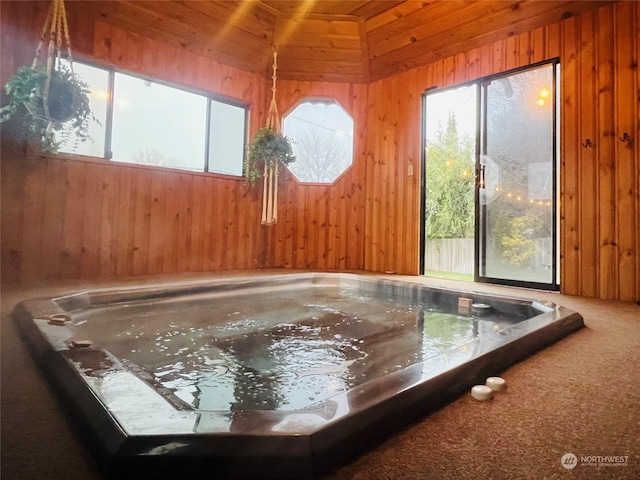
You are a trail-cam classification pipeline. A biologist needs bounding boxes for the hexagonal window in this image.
[283,99,354,183]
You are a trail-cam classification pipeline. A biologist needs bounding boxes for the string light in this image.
[536,87,550,107]
[453,168,552,207]
[494,186,552,207]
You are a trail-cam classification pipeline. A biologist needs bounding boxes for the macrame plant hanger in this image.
[33,0,74,144]
[262,50,280,226]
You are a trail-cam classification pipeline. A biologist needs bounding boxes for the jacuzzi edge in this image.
[12,272,585,479]
[45,272,557,314]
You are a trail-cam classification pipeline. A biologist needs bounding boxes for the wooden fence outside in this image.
[424,237,553,274]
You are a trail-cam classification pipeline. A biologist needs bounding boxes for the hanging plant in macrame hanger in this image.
[0,0,96,152]
[244,50,296,226]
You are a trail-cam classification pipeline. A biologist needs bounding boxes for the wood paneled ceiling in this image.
[75,0,615,83]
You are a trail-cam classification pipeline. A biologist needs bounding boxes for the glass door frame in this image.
[475,59,560,291]
[420,59,560,291]
[419,81,480,277]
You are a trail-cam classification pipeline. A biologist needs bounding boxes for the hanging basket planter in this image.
[28,68,84,124]
[0,0,97,152]
[244,51,296,226]
[1,65,94,152]
[5,64,91,122]
[244,127,296,182]
[244,126,296,227]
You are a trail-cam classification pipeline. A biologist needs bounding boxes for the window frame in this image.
[61,58,250,176]
[282,97,355,185]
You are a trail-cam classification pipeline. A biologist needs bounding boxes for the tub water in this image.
[14,273,583,479]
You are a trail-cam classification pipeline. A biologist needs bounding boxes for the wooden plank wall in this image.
[0,18,267,281]
[364,19,564,276]
[363,2,639,301]
[1,2,637,302]
[0,1,367,283]
[265,81,368,271]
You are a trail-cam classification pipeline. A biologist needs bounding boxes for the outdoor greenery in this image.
[425,68,554,275]
[485,69,554,269]
[0,65,96,152]
[499,214,544,267]
[493,205,549,268]
[424,270,474,282]
[244,127,296,182]
[425,113,475,239]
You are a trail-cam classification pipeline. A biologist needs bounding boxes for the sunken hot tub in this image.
[13,273,583,479]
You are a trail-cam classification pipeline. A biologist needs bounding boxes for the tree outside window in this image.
[283,100,354,184]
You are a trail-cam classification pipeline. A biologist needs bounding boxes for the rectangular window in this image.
[111,73,208,171]
[58,61,248,176]
[58,60,109,157]
[208,100,246,176]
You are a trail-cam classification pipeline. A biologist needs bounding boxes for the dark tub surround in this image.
[13,273,584,479]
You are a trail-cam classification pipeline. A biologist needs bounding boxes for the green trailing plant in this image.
[424,113,475,239]
[500,214,544,267]
[244,127,296,182]
[0,64,96,152]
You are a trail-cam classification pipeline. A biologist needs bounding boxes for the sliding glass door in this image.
[477,62,559,288]
[422,60,559,290]
[422,85,477,281]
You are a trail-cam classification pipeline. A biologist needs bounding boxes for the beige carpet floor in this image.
[2,271,639,480]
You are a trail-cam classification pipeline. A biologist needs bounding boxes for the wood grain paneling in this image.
[260,1,403,19]
[578,11,598,298]
[274,17,365,82]
[2,2,266,281]
[263,79,368,271]
[363,2,639,301]
[560,15,581,297]
[3,1,614,84]
[88,0,276,76]
[614,0,639,303]
[1,2,637,302]
[596,7,617,300]
[365,0,614,81]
